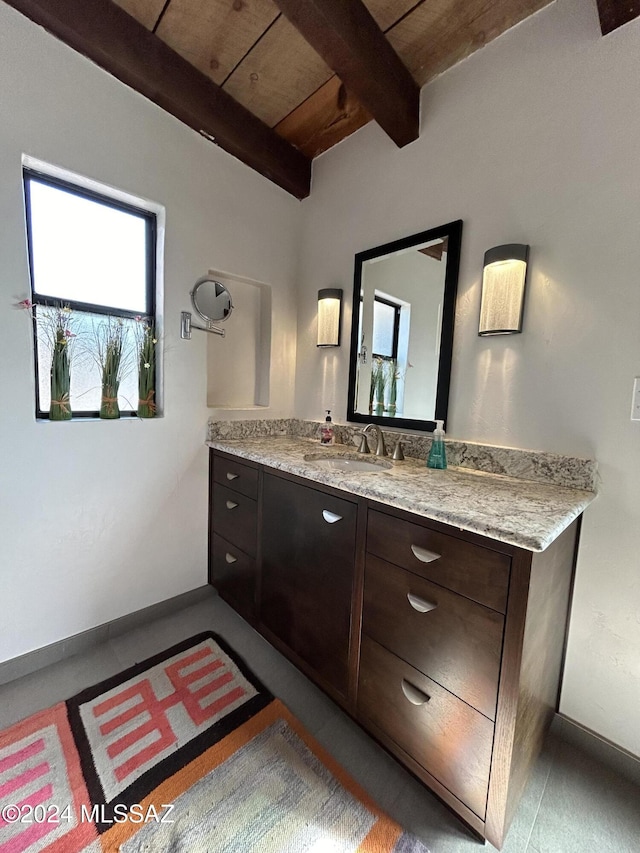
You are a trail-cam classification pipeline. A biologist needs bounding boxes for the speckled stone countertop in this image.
[206,435,597,552]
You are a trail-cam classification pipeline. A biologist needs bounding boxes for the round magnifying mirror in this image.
[191,277,233,323]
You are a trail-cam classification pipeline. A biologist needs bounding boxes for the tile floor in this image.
[1,591,638,853]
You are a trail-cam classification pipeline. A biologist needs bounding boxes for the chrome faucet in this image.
[358,424,388,457]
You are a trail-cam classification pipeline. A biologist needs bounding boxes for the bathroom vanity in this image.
[207,434,596,849]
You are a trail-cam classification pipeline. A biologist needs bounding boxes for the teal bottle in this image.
[427,420,447,469]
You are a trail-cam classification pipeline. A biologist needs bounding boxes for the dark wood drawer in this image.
[363,555,503,719]
[212,482,257,556]
[210,533,256,622]
[213,454,259,499]
[367,509,510,612]
[358,636,493,820]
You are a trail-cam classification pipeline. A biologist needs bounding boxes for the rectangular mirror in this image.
[347,220,462,432]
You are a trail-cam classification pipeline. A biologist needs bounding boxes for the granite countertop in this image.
[206,435,597,552]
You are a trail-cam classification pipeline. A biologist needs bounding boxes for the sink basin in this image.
[303,455,392,472]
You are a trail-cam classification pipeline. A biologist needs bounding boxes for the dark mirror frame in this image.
[346,220,462,433]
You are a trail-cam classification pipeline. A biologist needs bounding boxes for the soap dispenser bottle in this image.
[320,410,335,445]
[427,420,447,469]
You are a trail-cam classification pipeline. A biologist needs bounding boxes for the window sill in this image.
[35,414,163,423]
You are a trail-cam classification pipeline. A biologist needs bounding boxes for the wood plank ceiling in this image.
[4,0,638,198]
[114,0,553,158]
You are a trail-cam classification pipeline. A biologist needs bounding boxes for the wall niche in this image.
[206,270,271,409]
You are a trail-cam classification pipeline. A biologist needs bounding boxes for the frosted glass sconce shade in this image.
[317,288,343,347]
[479,244,529,335]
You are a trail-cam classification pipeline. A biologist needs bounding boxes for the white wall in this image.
[0,3,300,662]
[205,270,273,410]
[295,0,640,756]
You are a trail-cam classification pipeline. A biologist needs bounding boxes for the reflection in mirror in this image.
[347,221,462,432]
[191,276,233,323]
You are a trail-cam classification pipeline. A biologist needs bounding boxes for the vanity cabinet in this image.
[208,448,580,849]
[260,472,358,700]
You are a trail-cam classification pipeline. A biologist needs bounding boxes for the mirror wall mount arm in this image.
[180,311,225,339]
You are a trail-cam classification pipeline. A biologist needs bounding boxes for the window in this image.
[372,295,400,361]
[23,167,157,418]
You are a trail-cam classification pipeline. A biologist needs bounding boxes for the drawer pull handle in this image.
[226,472,239,481]
[407,593,437,614]
[226,500,239,510]
[322,510,343,524]
[401,680,430,706]
[410,544,441,564]
[225,553,237,564]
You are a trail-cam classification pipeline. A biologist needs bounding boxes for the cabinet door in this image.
[261,472,357,697]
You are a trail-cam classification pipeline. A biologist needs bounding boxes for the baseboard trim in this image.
[0,586,216,686]
[553,713,640,787]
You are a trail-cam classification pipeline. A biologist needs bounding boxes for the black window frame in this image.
[23,168,157,419]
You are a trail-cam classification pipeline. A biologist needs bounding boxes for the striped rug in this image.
[0,632,429,853]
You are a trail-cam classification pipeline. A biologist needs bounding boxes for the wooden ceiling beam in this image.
[272,0,420,148]
[596,0,640,34]
[3,0,312,199]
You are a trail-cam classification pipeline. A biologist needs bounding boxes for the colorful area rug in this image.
[0,632,429,852]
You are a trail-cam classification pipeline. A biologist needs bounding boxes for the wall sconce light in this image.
[317,288,343,347]
[479,244,529,335]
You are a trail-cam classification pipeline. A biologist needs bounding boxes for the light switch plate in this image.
[631,378,640,421]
